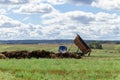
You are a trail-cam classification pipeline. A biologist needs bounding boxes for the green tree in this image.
[88,42,102,49]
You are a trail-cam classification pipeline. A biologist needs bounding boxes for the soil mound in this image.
[0,50,81,59]
[0,53,6,59]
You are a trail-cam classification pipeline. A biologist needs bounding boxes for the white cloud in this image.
[41,11,120,40]
[42,11,95,26]
[63,0,120,10]
[0,0,28,4]
[0,15,44,40]
[65,0,95,5]
[0,0,120,11]
[47,0,65,5]
[92,0,120,10]
[46,0,95,5]
[66,11,95,24]
[0,0,120,40]
[29,0,45,3]
[0,10,120,40]
[46,0,120,10]
[14,3,57,14]
[0,15,21,27]
[0,9,6,14]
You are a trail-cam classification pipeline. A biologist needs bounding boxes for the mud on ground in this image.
[0,50,82,59]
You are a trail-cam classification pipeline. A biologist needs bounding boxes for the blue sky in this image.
[0,0,120,40]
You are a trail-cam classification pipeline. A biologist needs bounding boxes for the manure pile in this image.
[0,50,81,59]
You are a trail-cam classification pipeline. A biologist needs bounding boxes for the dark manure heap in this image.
[0,50,81,59]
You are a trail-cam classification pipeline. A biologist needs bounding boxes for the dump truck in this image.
[74,34,91,56]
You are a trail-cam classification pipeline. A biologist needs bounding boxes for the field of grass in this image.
[0,44,120,80]
[0,44,79,52]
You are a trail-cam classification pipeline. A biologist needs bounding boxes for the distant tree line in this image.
[86,40,120,44]
[88,42,103,49]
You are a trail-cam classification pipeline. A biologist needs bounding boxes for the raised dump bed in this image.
[74,34,91,56]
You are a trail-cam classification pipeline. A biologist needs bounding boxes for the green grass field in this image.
[0,44,120,80]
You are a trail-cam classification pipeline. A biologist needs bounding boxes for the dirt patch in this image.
[0,53,6,59]
[0,50,81,59]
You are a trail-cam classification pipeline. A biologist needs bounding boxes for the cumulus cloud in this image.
[0,0,120,40]
[47,0,120,10]
[14,3,57,14]
[63,0,120,10]
[0,0,120,11]
[0,9,6,14]
[65,0,95,5]
[0,0,28,4]
[0,15,44,40]
[62,0,120,10]
[0,15,21,27]
[46,0,96,5]
[0,0,95,5]
[0,10,120,40]
[66,11,95,24]
[42,11,95,26]
[47,0,65,5]
[42,11,120,40]
[92,0,120,10]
